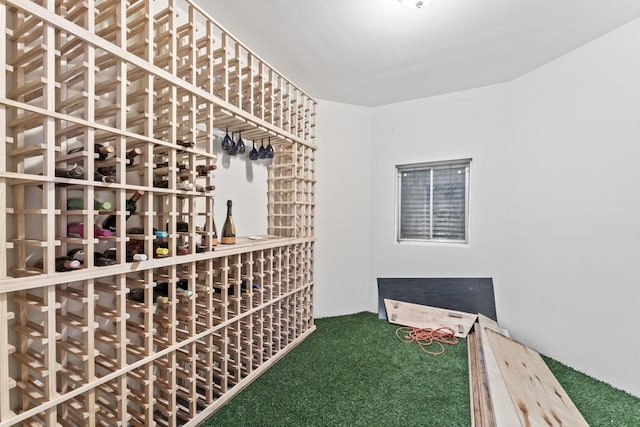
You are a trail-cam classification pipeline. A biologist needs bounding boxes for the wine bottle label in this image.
[221,236,236,244]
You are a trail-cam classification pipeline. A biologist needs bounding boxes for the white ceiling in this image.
[195,0,640,106]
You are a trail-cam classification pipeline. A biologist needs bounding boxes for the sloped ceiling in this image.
[196,0,640,106]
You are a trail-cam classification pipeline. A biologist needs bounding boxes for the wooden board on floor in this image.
[383,299,477,338]
[485,329,589,427]
[468,326,496,427]
[477,314,520,426]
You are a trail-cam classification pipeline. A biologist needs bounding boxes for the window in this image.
[396,159,470,243]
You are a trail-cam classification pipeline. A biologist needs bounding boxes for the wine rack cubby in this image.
[0,0,316,425]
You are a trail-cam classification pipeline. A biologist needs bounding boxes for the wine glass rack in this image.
[0,0,317,425]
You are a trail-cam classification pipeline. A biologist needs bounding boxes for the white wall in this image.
[368,84,513,316]
[210,135,269,237]
[314,100,374,317]
[364,18,640,396]
[502,18,640,396]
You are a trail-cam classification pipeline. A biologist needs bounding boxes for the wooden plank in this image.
[384,299,476,338]
[477,314,520,426]
[485,329,589,427]
[469,324,496,427]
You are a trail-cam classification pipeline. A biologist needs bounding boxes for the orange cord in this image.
[395,326,459,355]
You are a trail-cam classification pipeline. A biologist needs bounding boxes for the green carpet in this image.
[202,312,640,426]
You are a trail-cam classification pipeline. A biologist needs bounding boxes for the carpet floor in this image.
[202,312,640,426]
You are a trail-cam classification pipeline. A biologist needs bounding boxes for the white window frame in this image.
[395,159,471,245]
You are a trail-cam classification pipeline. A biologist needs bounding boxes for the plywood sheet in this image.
[485,329,589,427]
[477,314,520,426]
[384,299,477,338]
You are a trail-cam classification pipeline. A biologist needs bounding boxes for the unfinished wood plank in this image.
[477,314,520,427]
[384,298,477,338]
[485,329,589,427]
[468,325,496,427]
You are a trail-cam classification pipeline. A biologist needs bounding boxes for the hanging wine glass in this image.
[228,131,237,155]
[236,131,246,154]
[266,137,274,159]
[221,127,232,151]
[258,139,267,159]
[249,140,259,160]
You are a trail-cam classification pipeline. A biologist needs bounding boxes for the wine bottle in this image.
[221,200,236,244]
[55,165,84,179]
[155,162,188,171]
[128,287,169,304]
[127,227,168,239]
[32,256,81,272]
[67,248,85,262]
[97,165,116,176]
[67,198,112,211]
[67,222,113,238]
[155,279,192,299]
[94,251,114,267]
[153,241,170,257]
[67,248,116,266]
[94,171,116,183]
[104,247,147,262]
[126,148,142,165]
[176,140,195,149]
[153,180,193,191]
[195,164,216,176]
[95,144,115,161]
[196,184,215,193]
[102,190,144,232]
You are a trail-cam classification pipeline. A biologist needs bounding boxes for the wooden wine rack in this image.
[0,0,316,425]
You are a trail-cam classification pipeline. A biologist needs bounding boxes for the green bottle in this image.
[67,197,112,211]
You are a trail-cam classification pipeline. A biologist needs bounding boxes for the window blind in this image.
[398,161,469,242]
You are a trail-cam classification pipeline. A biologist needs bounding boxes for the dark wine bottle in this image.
[93,251,114,267]
[221,200,236,244]
[176,140,195,149]
[67,248,85,262]
[32,256,81,272]
[67,198,112,211]
[196,184,215,193]
[104,247,147,262]
[94,171,116,183]
[102,190,144,232]
[154,241,170,257]
[67,222,113,238]
[97,165,117,176]
[55,165,84,179]
[128,286,169,304]
[95,144,115,161]
[195,164,216,176]
[126,148,142,165]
